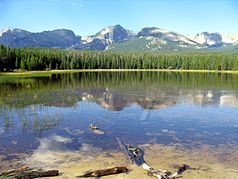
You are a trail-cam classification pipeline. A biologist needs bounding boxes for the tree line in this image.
[1,45,238,71]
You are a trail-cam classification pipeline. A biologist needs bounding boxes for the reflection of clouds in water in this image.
[25,135,103,169]
[80,143,103,153]
[64,127,85,136]
[25,135,77,169]
[0,127,5,135]
[38,135,73,151]
[146,131,162,136]
[51,135,72,143]
[220,95,238,107]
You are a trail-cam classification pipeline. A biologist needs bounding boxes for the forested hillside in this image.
[0,45,238,71]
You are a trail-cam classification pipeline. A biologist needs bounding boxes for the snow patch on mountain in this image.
[0,28,13,36]
[95,26,114,44]
[190,32,223,46]
[96,27,113,39]
[149,27,171,34]
[81,36,94,44]
[176,35,197,45]
[146,36,167,45]
[138,27,198,46]
[179,44,189,48]
[220,33,238,44]
[94,24,131,45]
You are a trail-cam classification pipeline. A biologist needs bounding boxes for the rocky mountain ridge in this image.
[0,25,238,51]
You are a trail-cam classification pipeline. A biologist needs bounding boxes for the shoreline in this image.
[0,69,238,76]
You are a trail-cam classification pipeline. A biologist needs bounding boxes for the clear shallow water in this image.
[0,72,238,176]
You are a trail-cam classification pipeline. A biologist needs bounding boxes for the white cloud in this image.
[71,2,75,6]
[79,3,83,7]
[0,2,2,6]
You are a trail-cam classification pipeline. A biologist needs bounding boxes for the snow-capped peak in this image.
[94,24,130,44]
[97,26,114,37]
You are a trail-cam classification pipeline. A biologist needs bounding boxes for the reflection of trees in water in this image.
[1,72,238,93]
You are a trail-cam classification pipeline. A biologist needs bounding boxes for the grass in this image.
[0,69,238,77]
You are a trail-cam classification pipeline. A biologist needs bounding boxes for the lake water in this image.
[0,72,238,178]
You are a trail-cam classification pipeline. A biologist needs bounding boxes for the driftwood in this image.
[0,167,59,179]
[116,137,145,166]
[143,163,192,179]
[116,137,193,179]
[77,167,128,178]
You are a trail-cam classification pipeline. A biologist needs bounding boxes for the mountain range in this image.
[1,25,238,52]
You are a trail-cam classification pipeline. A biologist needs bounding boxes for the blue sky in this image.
[0,0,238,35]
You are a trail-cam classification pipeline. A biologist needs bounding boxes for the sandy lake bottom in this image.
[1,143,238,179]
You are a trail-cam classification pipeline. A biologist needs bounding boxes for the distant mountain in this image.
[0,28,32,47]
[109,28,238,52]
[109,27,203,52]
[0,25,238,51]
[32,29,81,48]
[0,28,81,48]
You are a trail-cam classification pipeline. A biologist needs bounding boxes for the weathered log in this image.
[78,167,128,178]
[0,167,59,179]
[0,167,29,177]
[16,170,59,179]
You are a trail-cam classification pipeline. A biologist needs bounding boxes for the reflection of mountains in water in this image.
[1,72,238,109]
[181,90,238,107]
[81,89,238,110]
[85,89,177,111]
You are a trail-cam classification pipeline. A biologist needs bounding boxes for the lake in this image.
[0,71,238,178]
